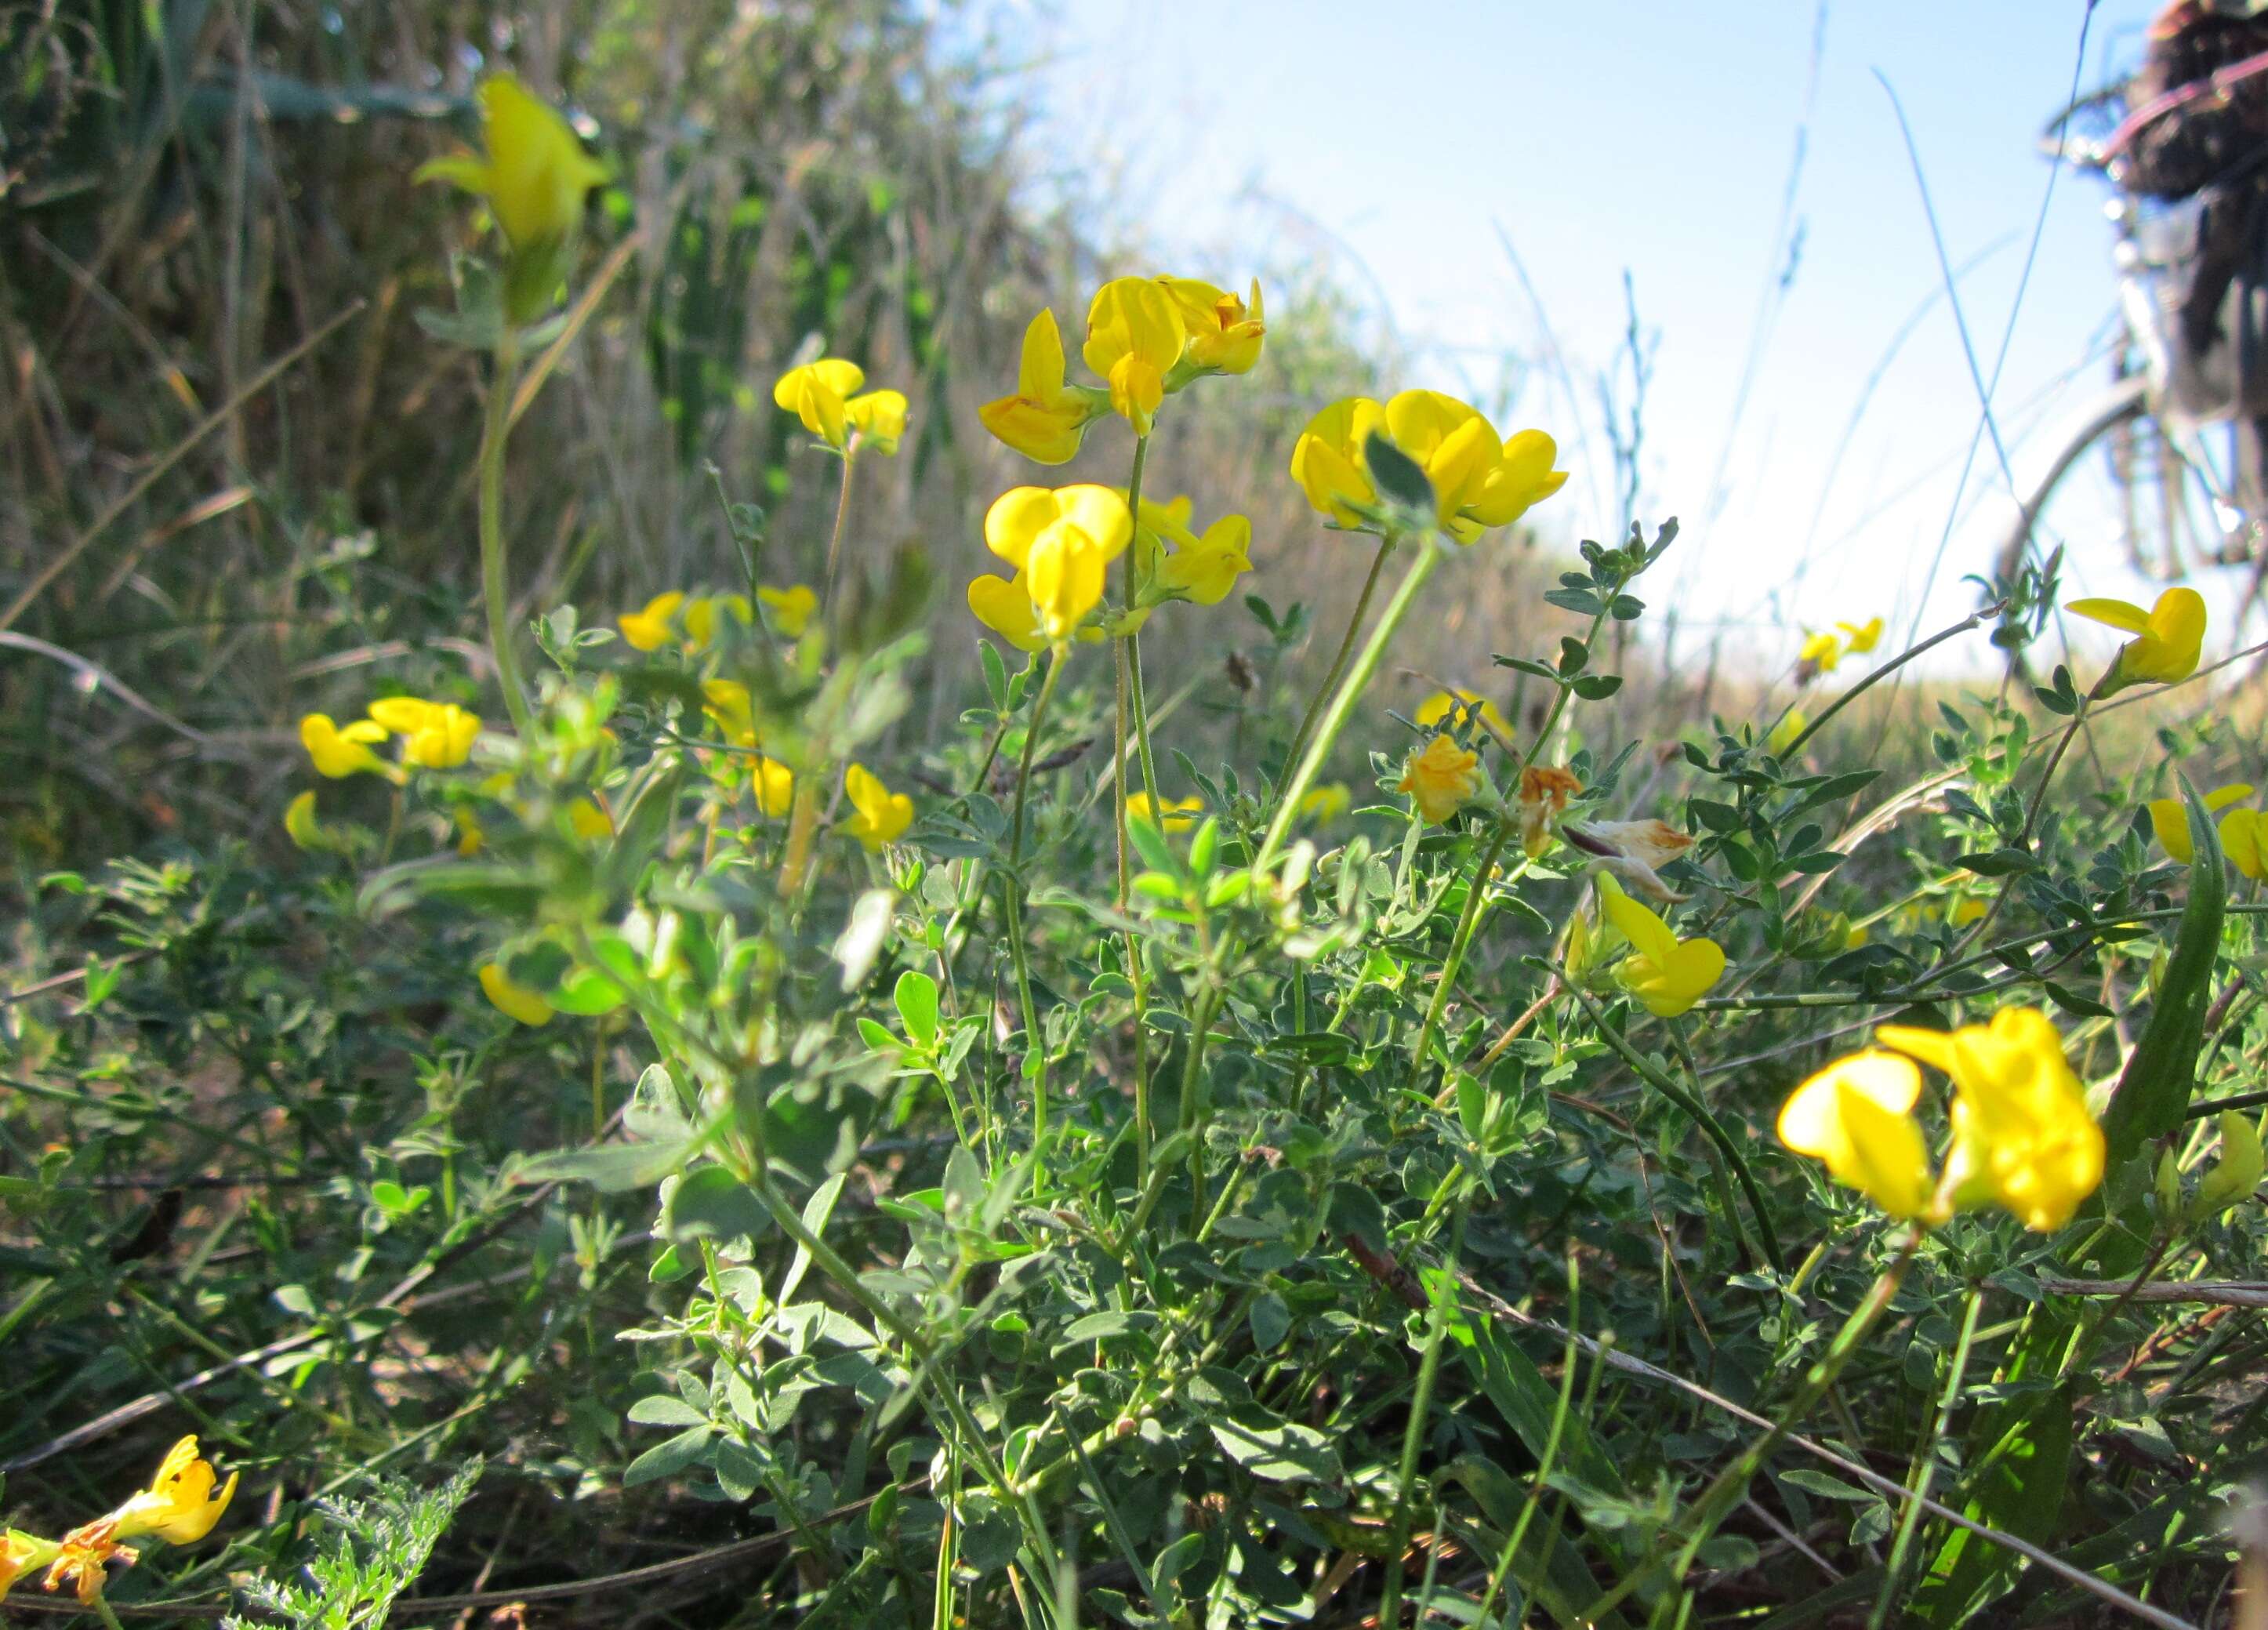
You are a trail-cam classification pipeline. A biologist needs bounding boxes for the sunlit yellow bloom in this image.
[1776,1051,1936,1221]
[1129,792,1204,833]
[1798,630,1843,675]
[681,594,747,651]
[568,797,612,840]
[702,679,757,745]
[2221,808,2268,880]
[4,1531,59,1598]
[1398,733,1485,825]
[1290,397,1388,526]
[1516,764,1582,859]
[1765,710,1806,755]
[414,75,604,255]
[1566,816,1694,903]
[1878,1007,2104,1232]
[758,584,818,637]
[1837,616,1885,654]
[480,962,554,1026]
[1159,276,1265,376]
[967,573,1049,653]
[1596,873,1725,1018]
[1029,528,1108,643]
[110,1436,238,1547]
[2070,586,2207,691]
[283,790,325,851]
[1414,688,1515,745]
[842,764,913,851]
[1384,390,1501,535]
[1298,783,1352,825]
[1464,429,1569,532]
[2194,1110,2264,1218]
[750,757,795,820]
[979,310,1111,464]
[619,591,687,652]
[1946,895,1988,926]
[845,388,908,454]
[773,359,867,449]
[300,713,393,780]
[1083,277,1185,434]
[2146,782,2252,864]
[368,698,481,769]
[985,485,1130,643]
[1136,495,1254,606]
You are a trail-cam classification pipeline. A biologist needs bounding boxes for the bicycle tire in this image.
[1994,372,2153,587]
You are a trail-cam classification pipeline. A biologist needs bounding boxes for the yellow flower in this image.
[1415,688,1516,747]
[1158,276,1265,376]
[2194,1110,2264,1218]
[757,584,818,637]
[415,75,604,255]
[1837,616,1885,654]
[1290,397,1388,526]
[1464,428,1569,531]
[2070,586,2207,691]
[455,807,484,856]
[568,797,612,840]
[702,679,757,745]
[1297,783,1352,825]
[619,591,687,652]
[1398,733,1485,825]
[1776,1050,1937,1222]
[985,485,1131,643]
[283,791,325,851]
[845,388,908,454]
[1515,764,1583,859]
[1129,792,1204,833]
[1595,874,1725,1018]
[42,1522,125,1605]
[2221,807,2268,880]
[967,573,1049,653]
[109,1436,238,1547]
[299,713,393,779]
[1797,630,1843,675]
[480,962,554,1027]
[1878,1007,2104,1232]
[751,757,795,820]
[1083,277,1185,434]
[2146,782,2252,864]
[979,309,1111,464]
[682,594,748,651]
[368,698,481,769]
[1136,496,1254,607]
[773,359,868,450]
[3,1531,60,1598]
[842,763,913,851]
[1383,390,1504,535]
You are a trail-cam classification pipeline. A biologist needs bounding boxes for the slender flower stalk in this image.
[1282,535,1393,775]
[822,444,859,615]
[479,331,534,737]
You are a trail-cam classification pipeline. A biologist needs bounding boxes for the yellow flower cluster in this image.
[980,274,1264,462]
[1398,733,1486,824]
[619,585,817,652]
[1795,615,1883,678]
[2146,781,2268,878]
[416,77,604,256]
[967,484,1134,651]
[1778,1007,2105,1231]
[300,696,481,780]
[773,359,907,456]
[1290,391,1566,540]
[3,1436,235,1606]
[2070,586,2205,695]
[1595,874,1725,1017]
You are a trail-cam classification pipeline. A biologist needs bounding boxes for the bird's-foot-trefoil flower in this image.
[1566,816,1694,903]
[619,591,688,652]
[1838,615,1885,654]
[367,697,481,769]
[982,485,1132,644]
[1158,276,1265,378]
[283,791,329,852]
[1290,397,1388,526]
[1398,733,1486,824]
[1776,1051,1938,1222]
[1383,390,1504,535]
[979,310,1112,464]
[2193,1110,2265,1220]
[1083,278,1185,435]
[2221,807,2268,879]
[758,583,819,637]
[2146,782,2252,864]
[749,757,795,821]
[2070,586,2207,694]
[1796,630,1842,681]
[967,572,1050,652]
[567,797,613,841]
[3,1532,60,1599]
[415,76,606,323]
[300,714,397,781]
[1133,495,1254,608]
[480,962,554,1027]
[774,360,905,455]
[1465,429,1569,532]
[1515,765,1582,858]
[1129,792,1204,833]
[842,764,913,851]
[108,1436,238,1546]
[1297,783,1352,826]
[1595,873,1725,1017]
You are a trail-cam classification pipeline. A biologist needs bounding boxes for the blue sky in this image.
[1006,0,2200,672]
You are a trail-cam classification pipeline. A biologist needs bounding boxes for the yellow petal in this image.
[1778,1051,1923,1155]
[1595,874,1679,967]
[480,962,554,1026]
[2067,596,2150,634]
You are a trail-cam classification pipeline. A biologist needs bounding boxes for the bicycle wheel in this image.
[1997,373,2256,589]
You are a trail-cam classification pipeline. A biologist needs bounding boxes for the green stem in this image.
[478,332,533,738]
[1409,820,1515,1075]
[1115,638,1152,1189]
[1378,1194,1470,1627]
[1009,651,1064,867]
[1283,534,1393,775]
[822,445,859,616]
[1000,879,1049,1148]
[1254,537,1440,877]
[1869,1283,1985,1630]
[1782,600,2005,759]
[1120,434,1162,810]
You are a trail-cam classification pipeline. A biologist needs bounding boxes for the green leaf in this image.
[661,1165,771,1247]
[1363,434,1437,514]
[1208,1410,1340,1483]
[622,1424,713,1487]
[893,969,939,1047]
[1570,673,1623,701]
[1248,1291,1291,1352]
[2100,775,2226,1166]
